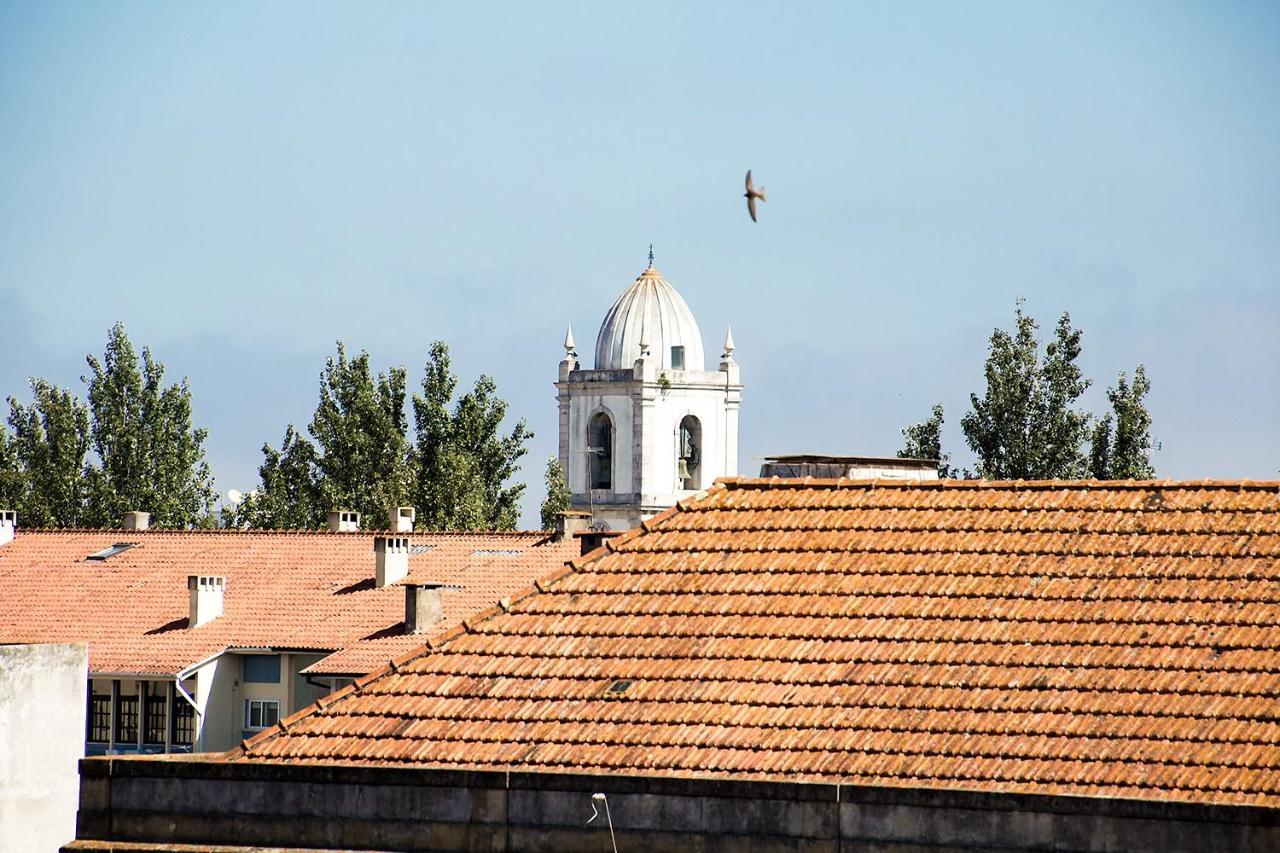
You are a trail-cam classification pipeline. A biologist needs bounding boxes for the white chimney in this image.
[187,575,225,628]
[389,506,415,533]
[375,535,410,588]
[123,511,150,531]
[327,510,360,532]
[0,511,15,547]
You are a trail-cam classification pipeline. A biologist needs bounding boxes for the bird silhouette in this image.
[744,170,767,222]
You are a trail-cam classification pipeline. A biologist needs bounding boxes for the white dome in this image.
[594,266,705,371]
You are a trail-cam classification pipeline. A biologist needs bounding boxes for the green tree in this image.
[5,380,91,526]
[307,343,413,526]
[82,323,216,527]
[0,418,24,514]
[1089,365,1155,479]
[225,425,324,528]
[539,455,572,530]
[961,303,1091,479]
[412,341,531,530]
[898,404,957,478]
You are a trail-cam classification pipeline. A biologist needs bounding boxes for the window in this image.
[670,346,685,370]
[678,416,702,490]
[172,693,194,746]
[244,699,280,730]
[144,686,167,745]
[85,542,136,561]
[588,412,613,490]
[243,654,281,684]
[87,689,111,743]
[115,690,139,744]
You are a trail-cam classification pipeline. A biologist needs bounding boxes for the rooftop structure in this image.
[0,520,577,754]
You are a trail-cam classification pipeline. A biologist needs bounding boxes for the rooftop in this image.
[0,527,577,676]
[234,477,1280,808]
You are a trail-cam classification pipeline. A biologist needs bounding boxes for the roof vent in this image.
[327,510,360,533]
[0,510,15,547]
[122,511,150,531]
[375,535,410,587]
[187,575,225,628]
[404,582,459,634]
[389,506,415,533]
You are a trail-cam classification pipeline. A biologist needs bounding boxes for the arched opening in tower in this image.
[588,412,614,490]
[678,415,702,490]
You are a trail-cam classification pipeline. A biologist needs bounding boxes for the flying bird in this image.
[744,170,767,222]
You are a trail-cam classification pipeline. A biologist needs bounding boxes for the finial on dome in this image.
[647,243,654,268]
[723,326,736,358]
[563,324,577,356]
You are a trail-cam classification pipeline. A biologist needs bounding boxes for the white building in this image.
[557,256,742,529]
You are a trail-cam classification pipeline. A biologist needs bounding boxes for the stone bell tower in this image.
[556,254,742,530]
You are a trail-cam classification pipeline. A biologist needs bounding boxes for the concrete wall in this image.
[1,642,87,853]
[69,757,1280,853]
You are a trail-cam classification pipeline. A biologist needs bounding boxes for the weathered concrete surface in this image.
[68,756,1280,853]
[1,642,88,853]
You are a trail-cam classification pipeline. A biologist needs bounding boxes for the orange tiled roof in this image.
[236,478,1280,808]
[0,528,576,676]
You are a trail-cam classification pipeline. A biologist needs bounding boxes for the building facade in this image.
[556,259,742,529]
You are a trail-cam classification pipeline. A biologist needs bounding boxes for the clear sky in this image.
[2,1,1277,526]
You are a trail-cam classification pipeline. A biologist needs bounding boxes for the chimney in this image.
[187,575,225,628]
[375,535,410,587]
[0,510,15,547]
[404,583,459,634]
[327,510,361,533]
[122,511,150,531]
[553,510,591,542]
[389,506,415,533]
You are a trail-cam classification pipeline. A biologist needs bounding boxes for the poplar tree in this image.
[412,341,531,530]
[897,404,957,478]
[961,303,1091,479]
[82,324,216,527]
[5,380,91,526]
[539,456,572,530]
[1089,366,1155,479]
[225,425,324,528]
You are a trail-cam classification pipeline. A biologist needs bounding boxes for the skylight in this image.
[85,543,137,561]
[472,549,523,557]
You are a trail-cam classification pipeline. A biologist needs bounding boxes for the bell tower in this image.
[556,256,742,530]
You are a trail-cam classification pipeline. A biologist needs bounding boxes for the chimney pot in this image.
[187,575,225,628]
[375,535,411,587]
[123,511,150,531]
[327,510,361,533]
[0,510,15,547]
[389,506,415,533]
[405,583,455,634]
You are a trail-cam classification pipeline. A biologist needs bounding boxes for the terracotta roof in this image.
[0,528,576,676]
[235,478,1280,808]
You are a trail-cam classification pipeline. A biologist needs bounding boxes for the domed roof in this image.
[594,265,705,371]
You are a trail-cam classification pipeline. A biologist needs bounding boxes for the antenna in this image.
[227,489,244,506]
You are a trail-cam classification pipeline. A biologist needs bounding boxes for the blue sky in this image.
[2,1,1277,525]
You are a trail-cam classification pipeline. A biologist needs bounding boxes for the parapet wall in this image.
[69,757,1279,852]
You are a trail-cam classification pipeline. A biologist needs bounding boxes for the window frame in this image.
[172,689,195,747]
[243,698,281,731]
[87,689,111,744]
[114,689,139,745]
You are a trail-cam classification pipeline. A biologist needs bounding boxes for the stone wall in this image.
[1,642,87,853]
[69,756,1279,852]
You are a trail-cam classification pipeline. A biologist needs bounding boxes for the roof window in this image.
[85,542,137,561]
[607,679,634,694]
[472,549,523,557]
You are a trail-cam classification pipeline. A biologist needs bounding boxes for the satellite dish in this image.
[227,489,244,506]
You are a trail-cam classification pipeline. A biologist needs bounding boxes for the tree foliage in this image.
[960,303,1092,479]
[1089,366,1154,479]
[539,455,572,530]
[897,404,957,478]
[231,340,531,531]
[0,324,216,527]
[81,323,217,527]
[413,342,531,530]
[5,380,91,527]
